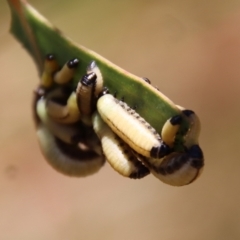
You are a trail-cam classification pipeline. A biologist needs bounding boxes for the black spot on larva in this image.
[170,115,182,125]
[166,165,174,174]
[67,58,79,68]
[129,166,150,179]
[121,97,125,102]
[188,145,204,169]
[123,149,129,154]
[150,143,170,158]
[191,159,204,169]
[55,138,99,161]
[182,109,195,117]
[129,156,135,161]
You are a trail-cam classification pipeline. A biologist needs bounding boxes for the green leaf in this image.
[7,0,190,151]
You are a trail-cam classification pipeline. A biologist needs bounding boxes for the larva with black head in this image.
[76,72,97,125]
[40,54,59,88]
[143,145,204,186]
[97,92,170,159]
[54,58,79,84]
[142,108,204,186]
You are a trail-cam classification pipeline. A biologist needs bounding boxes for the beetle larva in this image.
[93,112,150,179]
[40,54,59,88]
[97,93,170,159]
[143,145,204,186]
[54,58,79,84]
[140,108,204,186]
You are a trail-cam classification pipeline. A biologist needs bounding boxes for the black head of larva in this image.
[170,115,182,125]
[67,58,79,69]
[150,143,170,158]
[81,72,97,86]
[87,60,97,71]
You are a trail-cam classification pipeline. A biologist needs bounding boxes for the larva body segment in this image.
[93,113,150,179]
[97,94,169,159]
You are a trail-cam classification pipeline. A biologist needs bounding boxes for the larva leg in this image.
[93,112,150,179]
[54,58,79,84]
[97,93,170,158]
[36,123,105,177]
[40,54,59,88]
[144,145,204,186]
[46,88,81,124]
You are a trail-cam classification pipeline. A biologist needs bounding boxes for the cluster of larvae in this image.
[33,54,204,186]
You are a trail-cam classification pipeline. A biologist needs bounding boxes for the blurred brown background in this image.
[1,0,240,239]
